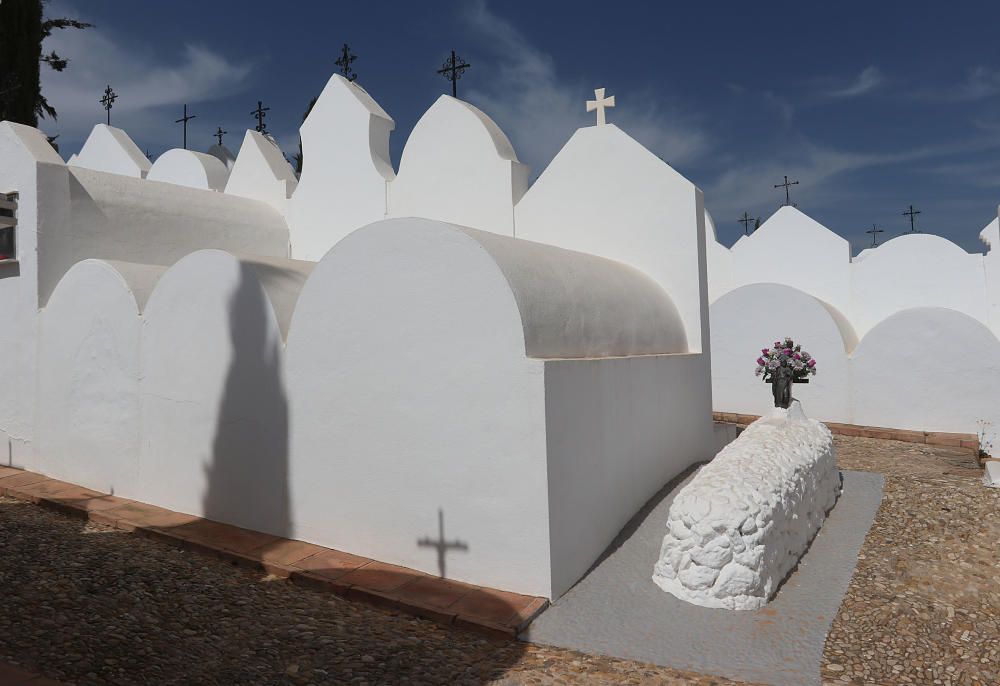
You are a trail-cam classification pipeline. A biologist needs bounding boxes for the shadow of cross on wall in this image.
[418,508,468,578]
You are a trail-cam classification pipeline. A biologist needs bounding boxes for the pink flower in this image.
[774,341,781,347]
[807,359,816,367]
[783,348,793,355]
[761,348,770,354]
[793,353,802,360]
[756,357,765,365]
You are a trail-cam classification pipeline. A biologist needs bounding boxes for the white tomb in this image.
[68,124,152,179]
[147,149,230,191]
[224,130,298,214]
[287,74,395,261]
[389,95,529,238]
[653,400,840,610]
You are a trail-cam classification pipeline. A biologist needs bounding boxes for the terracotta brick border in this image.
[713,412,980,453]
[0,466,547,638]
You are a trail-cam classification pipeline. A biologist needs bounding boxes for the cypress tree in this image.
[0,0,91,125]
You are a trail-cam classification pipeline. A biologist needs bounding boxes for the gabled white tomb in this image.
[68,124,152,179]
[287,74,395,261]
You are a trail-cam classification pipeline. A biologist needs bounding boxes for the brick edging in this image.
[713,412,980,452]
[0,467,548,639]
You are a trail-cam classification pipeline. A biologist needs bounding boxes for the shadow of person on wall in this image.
[201,262,291,539]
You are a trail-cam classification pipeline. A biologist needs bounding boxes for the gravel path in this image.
[1,435,995,685]
[0,497,744,685]
[823,437,999,686]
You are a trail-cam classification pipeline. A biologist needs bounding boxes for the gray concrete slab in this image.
[522,469,884,686]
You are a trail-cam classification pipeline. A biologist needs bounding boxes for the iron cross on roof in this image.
[903,204,921,233]
[214,126,227,146]
[739,211,756,235]
[100,84,117,125]
[251,100,270,135]
[866,224,884,247]
[174,104,196,149]
[336,43,358,82]
[438,50,471,98]
[774,175,799,207]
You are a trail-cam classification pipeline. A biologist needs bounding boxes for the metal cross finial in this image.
[251,100,270,135]
[586,88,616,126]
[214,126,227,146]
[174,104,196,149]
[774,175,800,207]
[866,224,884,248]
[335,43,358,82]
[100,85,117,125]
[739,211,755,235]
[417,508,468,578]
[903,204,921,233]
[437,50,471,98]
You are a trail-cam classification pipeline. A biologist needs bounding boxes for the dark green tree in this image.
[0,0,92,125]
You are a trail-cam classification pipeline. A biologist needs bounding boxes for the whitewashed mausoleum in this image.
[0,75,721,599]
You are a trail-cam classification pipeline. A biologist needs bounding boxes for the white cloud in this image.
[460,0,711,175]
[826,66,883,99]
[38,4,252,149]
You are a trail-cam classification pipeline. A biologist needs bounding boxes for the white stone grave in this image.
[653,400,840,610]
[147,149,230,191]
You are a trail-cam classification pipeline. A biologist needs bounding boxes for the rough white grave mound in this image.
[652,400,840,610]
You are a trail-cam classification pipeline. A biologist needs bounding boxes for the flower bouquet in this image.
[755,337,817,383]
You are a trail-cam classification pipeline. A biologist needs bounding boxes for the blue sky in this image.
[39,1,1000,253]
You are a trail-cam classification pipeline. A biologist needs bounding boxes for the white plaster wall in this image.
[729,207,852,316]
[224,131,298,215]
[0,123,69,467]
[850,234,987,339]
[544,352,715,598]
[469,229,688,357]
[35,260,143,496]
[704,210,733,303]
[851,308,1000,442]
[69,124,151,179]
[515,124,709,352]
[147,149,230,191]
[389,95,528,238]
[138,250,294,537]
[983,216,1000,341]
[38,166,289,304]
[287,74,395,261]
[286,218,551,595]
[710,284,853,423]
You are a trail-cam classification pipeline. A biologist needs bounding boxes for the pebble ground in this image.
[1,435,995,685]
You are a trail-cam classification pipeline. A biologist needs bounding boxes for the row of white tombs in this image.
[2,72,999,602]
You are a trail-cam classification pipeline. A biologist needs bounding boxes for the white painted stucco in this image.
[515,124,709,353]
[710,283,854,423]
[147,149,230,191]
[36,259,145,497]
[728,206,852,316]
[389,95,529,237]
[653,400,839,610]
[851,233,986,339]
[206,143,237,170]
[138,249,295,537]
[69,124,151,179]
[224,130,298,215]
[286,217,711,598]
[851,308,1000,443]
[37,165,289,303]
[287,74,395,261]
[0,122,66,467]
